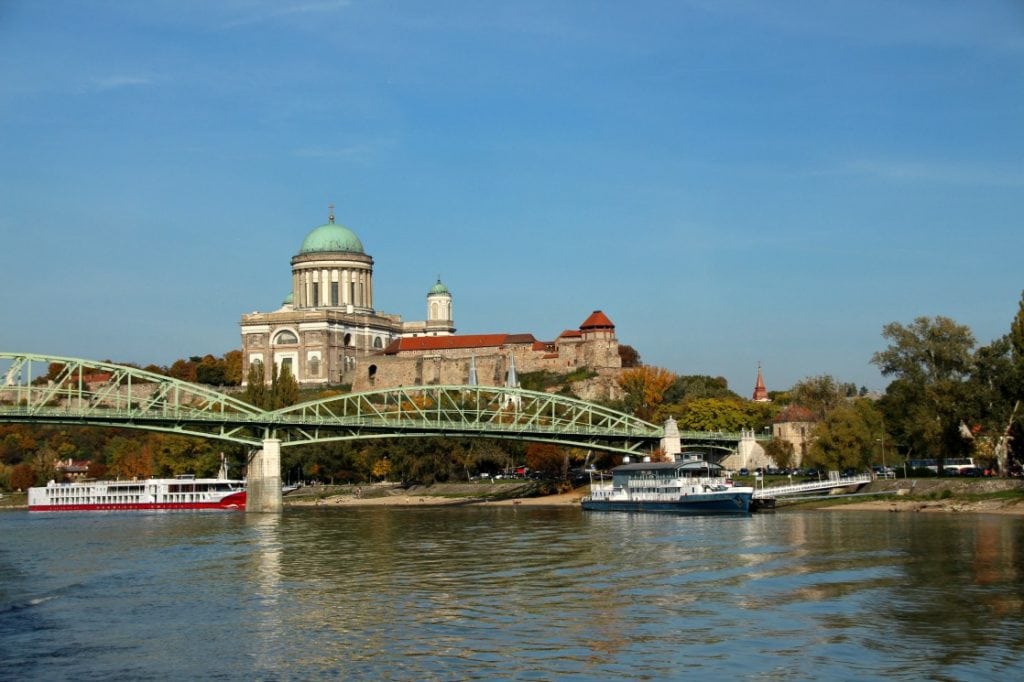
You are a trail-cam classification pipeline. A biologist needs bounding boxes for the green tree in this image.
[663,375,737,403]
[806,399,883,472]
[872,316,976,473]
[195,354,226,385]
[790,375,852,420]
[764,438,796,469]
[272,363,300,409]
[244,361,267,409]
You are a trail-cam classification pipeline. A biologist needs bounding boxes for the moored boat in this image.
[28,475,246,512]
[581,458,753,515]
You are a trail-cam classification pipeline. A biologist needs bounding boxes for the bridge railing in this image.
[752,474,873,499]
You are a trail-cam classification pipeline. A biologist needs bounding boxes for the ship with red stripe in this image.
[28,475,246,512]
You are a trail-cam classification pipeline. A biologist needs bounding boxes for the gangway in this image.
[752,474,873,508]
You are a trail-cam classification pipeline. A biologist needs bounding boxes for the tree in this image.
[790,375,851,420]
[272,363,300,409]
[223,350,243,386]
[244,361,267,409]
[10,462,34,490]
[806,399,883,472]
[195,354,225,385]
[764,438,796,469]
[618,366,676,421]
[872,316,976,473]
[618,344,642,368]
[525,443,568,480]
[371,457,392,481]
[663,375,737,403]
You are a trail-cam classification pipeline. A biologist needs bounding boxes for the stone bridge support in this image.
[246,438,282,513]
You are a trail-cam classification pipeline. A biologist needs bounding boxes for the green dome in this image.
[428,279,450,296]
[299,220,364,254]
[282,292,294,305]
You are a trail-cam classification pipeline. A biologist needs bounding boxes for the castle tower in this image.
[752,363,770,402]
[425,278,455,336]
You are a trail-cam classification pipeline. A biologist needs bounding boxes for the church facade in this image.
[240,213,623,391]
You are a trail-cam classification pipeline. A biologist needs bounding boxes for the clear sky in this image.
[1,0,1021,394]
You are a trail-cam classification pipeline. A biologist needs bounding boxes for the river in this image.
[2,507,1023,680]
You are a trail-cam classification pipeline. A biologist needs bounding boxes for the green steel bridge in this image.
[0,352,768,510]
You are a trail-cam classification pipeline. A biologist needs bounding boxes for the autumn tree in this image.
[618,366,676,421]
[371,457,392,481]
[10,462,34,490]
[223,350,243,386]
[525,443,568,480]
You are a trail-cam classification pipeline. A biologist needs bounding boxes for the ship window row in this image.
[48,493,209,504]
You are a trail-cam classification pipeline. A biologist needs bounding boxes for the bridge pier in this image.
[246,438,282,513]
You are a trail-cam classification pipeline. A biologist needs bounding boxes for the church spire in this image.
[752,363,770,402]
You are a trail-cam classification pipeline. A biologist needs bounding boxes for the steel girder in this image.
[268,384,662,455]
[0,352,267,445]
[0,353,662,454]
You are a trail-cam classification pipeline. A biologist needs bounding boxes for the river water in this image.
[2,506,1023,681]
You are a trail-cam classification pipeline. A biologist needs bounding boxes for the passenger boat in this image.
[28,475,246,512]
[581,457,753,515]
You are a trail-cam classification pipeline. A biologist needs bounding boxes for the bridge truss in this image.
[0,352,662,455]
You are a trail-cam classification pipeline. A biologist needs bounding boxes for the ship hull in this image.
[29,490,247,512]
[581,492,752,515]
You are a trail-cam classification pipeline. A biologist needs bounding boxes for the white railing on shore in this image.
[752,474,872,499]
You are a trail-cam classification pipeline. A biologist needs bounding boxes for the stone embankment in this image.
[810,478,1024,515]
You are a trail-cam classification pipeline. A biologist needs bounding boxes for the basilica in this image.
[240,212,623,392]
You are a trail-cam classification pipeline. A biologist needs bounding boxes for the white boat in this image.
[581,458,754,515]
[28,475,247,512]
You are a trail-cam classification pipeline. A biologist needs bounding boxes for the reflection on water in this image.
[1,508,1023,680]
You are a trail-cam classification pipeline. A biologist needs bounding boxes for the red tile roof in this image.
[580,310,614,330]
[558,329,583,339]
[382,333,536,354]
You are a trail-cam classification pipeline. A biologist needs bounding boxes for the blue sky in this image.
[1,0,1021,393]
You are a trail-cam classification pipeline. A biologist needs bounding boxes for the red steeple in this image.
[752,363,770,402]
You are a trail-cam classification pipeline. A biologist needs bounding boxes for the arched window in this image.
[274,330,298,345]
[308,357,320,377]
[368,364,377,386]
[344,333,353,347]
[373,336,383,349]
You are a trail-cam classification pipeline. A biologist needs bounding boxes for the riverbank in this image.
[283,481,585,508]
[290,478,1024,515]
[779,478,1024,515]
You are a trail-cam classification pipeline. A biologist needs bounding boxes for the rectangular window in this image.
[312,283,319,307]
[330,282,339,306]
[349,282,355,304]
